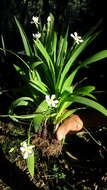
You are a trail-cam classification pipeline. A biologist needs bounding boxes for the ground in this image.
[0,109,107,190]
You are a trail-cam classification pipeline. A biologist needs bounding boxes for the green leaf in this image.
[56,108,80,124]
[0,112,50,120]
[27,152,35,178]
[10,97,34,108]
[0,48,30,71]
[80,50,107,67]
[45,13,54,47]
[15,17,33,56]
[74,86,96,99]
[57,29,68,67]
[33,114,44,132]
[33,100,49,132]
[0,89,8,95]
[75,86,95,93]
[34,39,55,84]
[70,95,107,116]
[31,61,43,69]
[56,101,73,121]
[56,29,68,87]
[9,113,43,119]
[29,80,48,95]
[9,97,34,122]
[13,64,23,75]
[51,31,57,63]
[61,67,79,93]
[0,91,3,95]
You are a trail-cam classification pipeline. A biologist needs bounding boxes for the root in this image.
[32,136,62,157]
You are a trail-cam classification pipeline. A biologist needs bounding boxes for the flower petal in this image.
[23,152,29,159]
[20,147,25,152]
[74,32,78,37]
[22,141,27,147]
[76,40,79,44]
[45,95,51,106]
[54,100,58,104]
[27,149,33,154]
[46,95,50,101]
[47,16,51,22]
[51,94,56,100]
[29,145,35,149]
[79,39,84,42]
[70,33,75,38]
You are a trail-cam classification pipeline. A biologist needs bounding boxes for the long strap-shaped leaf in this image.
[34,39,56,85]
[55,30,68,87]
[55,108,83,124]
[0,48,30,71]
[29,80,48,95]
[61,67,79,93]
[56,29,68,67]
[27,153,34,178]
[0,113,46,119]
[70,95,107,116]
[8,97,34,122]
[33,100,49,132]
[14,17,33,56]
[51,31,57,64]
[80,50,107,67]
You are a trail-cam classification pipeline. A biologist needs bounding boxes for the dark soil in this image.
[0,109,107,190]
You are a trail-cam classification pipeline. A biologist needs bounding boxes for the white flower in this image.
[47,16,51,23]
[20,142,35,159]
[45,94,58,108]
[70,32,83,44]
[31,16,39,24]
[32,32,41,40]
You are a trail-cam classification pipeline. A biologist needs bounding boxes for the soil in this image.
[0,109,107,190]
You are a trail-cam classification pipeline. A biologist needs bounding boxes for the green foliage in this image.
[33,100,49,132]
[27,152,35,178]
[52,164,66,179]
[8,97,34,122]
[1,13,107,124]
[15,17,33,57]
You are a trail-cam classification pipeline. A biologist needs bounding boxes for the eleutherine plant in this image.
[0,13,107,177]
[12,13,107,124]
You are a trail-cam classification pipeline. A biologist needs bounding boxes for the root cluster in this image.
[32,124,62,157]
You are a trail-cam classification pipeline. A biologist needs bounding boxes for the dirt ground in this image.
[0,109,107,190]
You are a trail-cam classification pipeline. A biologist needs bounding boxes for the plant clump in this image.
[0,13,107,178]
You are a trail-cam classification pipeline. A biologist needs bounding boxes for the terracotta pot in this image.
[55,114,83,141]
